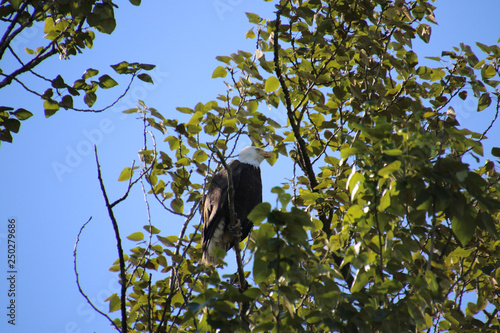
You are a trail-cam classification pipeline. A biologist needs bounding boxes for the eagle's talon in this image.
[229,219,242,239]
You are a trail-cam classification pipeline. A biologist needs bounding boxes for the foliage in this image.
[0,0,152,146]
[86,0,500,331]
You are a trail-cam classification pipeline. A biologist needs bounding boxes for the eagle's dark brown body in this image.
[201,160,263,265]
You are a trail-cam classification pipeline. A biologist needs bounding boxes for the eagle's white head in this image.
[238,146,272,167]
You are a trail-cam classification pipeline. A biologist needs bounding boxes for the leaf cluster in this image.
[0,0,143,146]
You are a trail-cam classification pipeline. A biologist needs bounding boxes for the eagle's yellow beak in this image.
[259,150,273,159]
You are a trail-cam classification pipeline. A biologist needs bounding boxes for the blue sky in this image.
[0,1,499,332]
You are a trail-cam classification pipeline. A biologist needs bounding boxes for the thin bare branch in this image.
[73,216,121,331]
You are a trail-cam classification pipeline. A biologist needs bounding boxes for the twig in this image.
[94,146,128,333]
[126,125,158,286]
[70,72,138,113]
[73,217,121,331]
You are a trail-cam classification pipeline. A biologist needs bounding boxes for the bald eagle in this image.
[202,146,272,265]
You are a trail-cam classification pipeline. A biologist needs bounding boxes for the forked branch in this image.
[94,146,128,333]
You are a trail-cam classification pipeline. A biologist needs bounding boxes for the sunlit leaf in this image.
[99,74,118,88]
[378,160,401,178]
[170,198,184,214]
[245,12,261,24]
[107,294,120,313]
[44,100,60,118]
[212,66,227,79]
[477,92,491,111]
[144,225,160,234]
[118,167,133,181]
[127,232,144,241]
[264,76,280,92]
[12,108,33,120]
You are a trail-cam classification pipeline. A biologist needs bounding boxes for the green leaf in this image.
[98,74,118,88]
[44,100,60,118]
[247,202,271,225]
[127,232,144,241]
[111,61,132,74]
[107,294,120,313]
[246,29,255,39]
[138,63,156,70]
[0,129,13,143]
[351,270,369,293]
[416,24,431,43]
[170,198,184,214]
[477,92,491,111]
[52,75,66,88]
[4,119,20,133]
[211,66,227,79]
[378,189,391,212]
[84,92,97,107]
[477,212,500,239]
[129,0,141,5]
[108,264,120,272]
[247,100,258,113]
[60,95,73,109]
[245,12,261,24]
[138,73,153,84]
[123,108,139,114]
[476,42,491,54]
[87,4,116,34]
[83,68,99,79]
[253,254,270,284]
[481,65,497,80]
[378,160,401,178]
[216,56,232,64]
[341,147,358,159]
[143,225,160,234]
[176,107,194,114]
[451,216,476,246]
[118,167,133,181]
[491,147,500,157]
[242,287,261,300]
[12,108,33,120]
[264,76,280,92]
[383,149,402,156]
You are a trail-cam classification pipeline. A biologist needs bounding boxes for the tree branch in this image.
[73,217,121,331]
[0,1,32,60]
[273,2,354,288]
[94,146,128,333]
